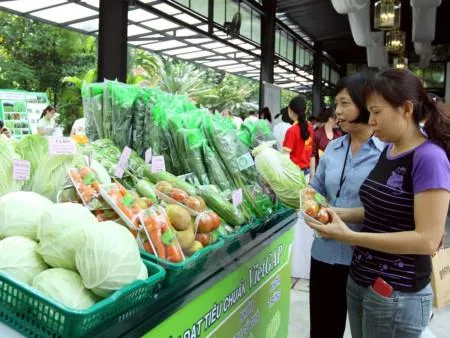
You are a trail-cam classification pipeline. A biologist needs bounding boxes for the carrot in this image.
[92,182,101,193]
[118,183,127,196]
[70,170,81,182]
[146,221,166,259]
[118,202,133,219]
[143,241,154,254]
[79,167,91,178]
[166,245,183,263]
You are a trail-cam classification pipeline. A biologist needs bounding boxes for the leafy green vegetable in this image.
[75,221,142,298]
[14,135,48,190]
[253,143,307,208]
[37,203,97,271]
[32,268,98,309]
[0,236,48,285]
[0,139,23,195]
[0,192,53,240]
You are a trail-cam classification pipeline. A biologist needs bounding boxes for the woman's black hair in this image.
[288,95,309,140]
[317,106,335,123]
[274,107,293,124]
[40,105,55,120]
[363,68,450,158]
[335,72,373,124]
[259,107,272,123]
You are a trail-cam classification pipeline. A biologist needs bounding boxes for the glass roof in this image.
[0,0,314,91]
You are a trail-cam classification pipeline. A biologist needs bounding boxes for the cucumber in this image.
[136,179,157,203]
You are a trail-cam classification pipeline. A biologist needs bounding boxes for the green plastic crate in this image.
[0,260,165,338]
[141,238,224,287]
[219,205,294,255]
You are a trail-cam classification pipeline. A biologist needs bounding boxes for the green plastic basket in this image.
[141,238,224,287]
[219,205,294,255]
[0,260,165,338]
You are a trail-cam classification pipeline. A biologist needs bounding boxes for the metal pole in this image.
[97,0,128,82]
[259,0,276,111]
[312,42,323,117]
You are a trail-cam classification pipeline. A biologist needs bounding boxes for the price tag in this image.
[232,188,243,208]
[13,160,31,181]
[237,152,254,171]
[145,147,152,164]
[151,156,166,173]
[48,137,77,155]
[114,146,132,178]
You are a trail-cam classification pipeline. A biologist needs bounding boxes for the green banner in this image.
[145,227,294,338]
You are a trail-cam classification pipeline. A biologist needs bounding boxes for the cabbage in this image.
[137,262,148,280]
[0,192,53,240]
[31,153,85,202]
[32,268,98,310]
[14,135,48,191]
[75,221,142,297]
[0,139,23,195]
[37,203,97,271]
[0,236,48,285]
[253,143,307,208]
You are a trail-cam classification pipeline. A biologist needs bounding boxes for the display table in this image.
[0,210,296,338]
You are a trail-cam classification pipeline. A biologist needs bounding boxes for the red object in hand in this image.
[372,277,393,298]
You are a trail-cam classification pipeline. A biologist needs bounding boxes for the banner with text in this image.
[146,227,294,338]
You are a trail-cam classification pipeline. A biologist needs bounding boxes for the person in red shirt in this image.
[283,96,314,172]
[309,107,342,180]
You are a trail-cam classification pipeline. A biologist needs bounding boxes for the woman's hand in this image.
[305,208,354,242]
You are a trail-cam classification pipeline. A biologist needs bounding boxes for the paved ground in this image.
[288,217,450,338]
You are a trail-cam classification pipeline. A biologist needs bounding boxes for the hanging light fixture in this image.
[385,30,405,53]
[393,56,408,69]
[374,0,401,31]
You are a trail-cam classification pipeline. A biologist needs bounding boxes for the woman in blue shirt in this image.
[309,72,384,338]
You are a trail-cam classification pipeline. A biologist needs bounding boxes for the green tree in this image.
[0,12,96,105]
[197,73,259,116]
[157,57,210,99]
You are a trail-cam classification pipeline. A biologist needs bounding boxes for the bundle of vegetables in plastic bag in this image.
[239,119,276,149]
[252,143,307,208]
[89,83,105,139]
[203,114,273,218]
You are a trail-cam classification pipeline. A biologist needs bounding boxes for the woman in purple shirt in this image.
[307,69,450,338]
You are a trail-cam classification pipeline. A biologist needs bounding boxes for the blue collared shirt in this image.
[310,134,385,266]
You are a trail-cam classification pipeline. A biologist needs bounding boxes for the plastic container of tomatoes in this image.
[138,206,186,264]
[68,166,109,210]
[99,182,155,233]
[300,187,331,237]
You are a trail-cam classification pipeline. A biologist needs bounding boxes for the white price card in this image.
[151,155,166,173]
[232,188,243,208]
[114,146,132,178]
[48,137,77,155]
[145,147,152,164]
[13,160,31,181]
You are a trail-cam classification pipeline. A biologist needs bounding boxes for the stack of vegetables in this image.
[81,82,277,222]
[0,192,149,310]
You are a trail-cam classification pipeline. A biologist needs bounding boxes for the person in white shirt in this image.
[70,117,86,136]
[244,111,259,124]
[272,107,293,151]
[222,109,243,129]
[37,105,56,136]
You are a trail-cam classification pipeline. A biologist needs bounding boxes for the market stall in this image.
[0,81,308,338]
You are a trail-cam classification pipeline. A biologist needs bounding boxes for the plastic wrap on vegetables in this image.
[198,185,247,226]
[203,114,273,218]
[253,143,307,208]
[142,166,197,196]
[131,89,148,156]
[185,129,210,185]
[89,83,104,139]
[240,119,276,149]
[202,142,233,192]
[102,80,114,139]
[140,206,185,263]
[111,83,140,150]
[82,82,98,141]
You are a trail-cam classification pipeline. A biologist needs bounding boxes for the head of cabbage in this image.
[0,139,23,195]
[32,268,98,310]
[37,203,97,271]
[75,221,142,298]
[0,236,48,285]
[252,143,306,208]
[0,192,53,240]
